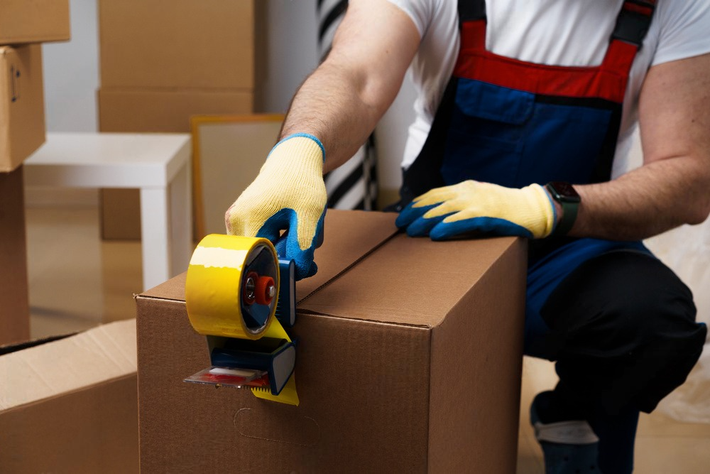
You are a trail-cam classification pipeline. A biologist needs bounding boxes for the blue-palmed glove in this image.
[225,134,327,280]
[396,180,556,240]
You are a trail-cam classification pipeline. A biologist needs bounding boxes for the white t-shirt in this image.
[387,0,710,178]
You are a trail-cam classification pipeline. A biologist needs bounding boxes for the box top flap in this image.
[0,320,137,412]
[139,211,521,328]
[298,234,520,328]
[295,210,398,299]
[139,209,399,303]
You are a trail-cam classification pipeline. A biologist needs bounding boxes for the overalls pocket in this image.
[442,79,534,187]
[518,101,615,185]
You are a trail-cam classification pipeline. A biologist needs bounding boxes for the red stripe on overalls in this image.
[453,21,639,103]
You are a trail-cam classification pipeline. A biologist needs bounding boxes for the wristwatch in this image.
[545,181,580,236]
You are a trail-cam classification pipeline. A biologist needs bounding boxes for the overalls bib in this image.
[398,0,657,358]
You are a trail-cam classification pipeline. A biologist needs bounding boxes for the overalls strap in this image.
[458,0,486,24]
[612,0,656,49]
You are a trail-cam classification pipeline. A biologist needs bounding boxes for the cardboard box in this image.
[0,45,45,173]
[97,87,254,240]
[0,320,139,473]
[98,88,254,134]
[136,210,527,473]
[99,0,254,90]
[99,187,142,241]
[0,0,71,45]
[0,165,30,346]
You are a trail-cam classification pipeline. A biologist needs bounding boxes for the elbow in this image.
[687,204,710,226]
[684,181,710,225]
[684,158,710,225]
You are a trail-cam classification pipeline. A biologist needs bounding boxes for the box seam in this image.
[298,309,432,329]
[296,230,401,305]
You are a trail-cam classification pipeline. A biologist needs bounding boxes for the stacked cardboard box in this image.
[0,167,30,345]
[0,0,71,345]
[98,0,258,239]
[136,210,528,472]
[0,319,139,473]
[0,45,45,173]
[0,0,71,45]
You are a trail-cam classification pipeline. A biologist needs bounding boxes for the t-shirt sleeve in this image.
[652,0,710,66]
[386,0,433,38]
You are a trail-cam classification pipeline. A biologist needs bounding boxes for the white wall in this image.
[257,0,319,113]
[41,0,415,202]
[43,0,99,132]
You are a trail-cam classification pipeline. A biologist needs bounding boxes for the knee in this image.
[606,290,705,363]
[543,251,704,359]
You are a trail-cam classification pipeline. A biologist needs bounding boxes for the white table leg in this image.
[140,187,170,291]
[169,161,192,277]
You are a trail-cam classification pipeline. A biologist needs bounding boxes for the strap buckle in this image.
[611,0,657,49]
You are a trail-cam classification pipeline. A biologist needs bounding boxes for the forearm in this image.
[278,0,419,174]
[564,53,710,241]
[280,62,384,173]
[567,155,710,240]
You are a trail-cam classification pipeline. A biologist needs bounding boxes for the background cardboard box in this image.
[0,0,71,45]
[0,320,139,473]
[0,45,45,173]
[97,0,258,240]
[97,88,254,134]
[98,0,254,90]
[136,210,527,473]
[0,166,30,346]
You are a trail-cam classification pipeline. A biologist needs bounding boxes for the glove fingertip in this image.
[430,224,454,241]
[395,209,415,229]
[293,256,316,281]
[305,261,318,280]
[396,202,434,229]
[406,219,431,237]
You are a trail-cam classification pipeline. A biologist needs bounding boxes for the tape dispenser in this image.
[184,234,299,406]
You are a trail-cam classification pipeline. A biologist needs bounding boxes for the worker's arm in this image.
[225,0,420,279]
[570,52,710,240]
[397,53,710,242]
[281,0,420,173]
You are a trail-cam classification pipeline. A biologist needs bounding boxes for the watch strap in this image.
[545,182,580,236]
[555,199,578,236]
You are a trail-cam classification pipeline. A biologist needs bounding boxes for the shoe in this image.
[530,391,601,474]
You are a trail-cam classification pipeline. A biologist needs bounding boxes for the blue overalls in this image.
[399,0,656,358]
[401,0,653,359]
[396,1,706,471]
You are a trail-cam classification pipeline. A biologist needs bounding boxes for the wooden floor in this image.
[26,205,710,473]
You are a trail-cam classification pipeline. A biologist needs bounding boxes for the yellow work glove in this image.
[395,180,556,240]
[225,133,327,279]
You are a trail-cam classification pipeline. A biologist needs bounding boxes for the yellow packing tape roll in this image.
[186,234,280,340]
[186,234,298,405]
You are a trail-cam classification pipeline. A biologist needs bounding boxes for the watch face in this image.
[548,181,581,203]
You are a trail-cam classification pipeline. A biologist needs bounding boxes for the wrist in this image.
[266,134,326,176]
[545,182,581,236]
[275,133,326,164]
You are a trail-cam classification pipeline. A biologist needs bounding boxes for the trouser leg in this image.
[537,250,706,471]
[541,250,706,414]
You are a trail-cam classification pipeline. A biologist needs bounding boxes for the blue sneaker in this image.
[530,392,601,474]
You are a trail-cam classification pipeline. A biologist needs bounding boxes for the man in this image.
[226,1,710,472]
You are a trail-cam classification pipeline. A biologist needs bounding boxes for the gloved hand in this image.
[395,180,556,240]
[225,133,327,280]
